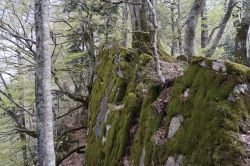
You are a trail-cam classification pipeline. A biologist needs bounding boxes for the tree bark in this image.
[205,0,235,57]
[234,0,250,65]
[170,0,178,56]
[129,0,162,53]
[35,0,56,165]
[184,0,205,59]
[122,3,129,47]
[176,0,184,55]
[77,0,95,94]
[17,55,28,166]
[129,0,150,52]
[201,0,208,49]
[146,0,165,83]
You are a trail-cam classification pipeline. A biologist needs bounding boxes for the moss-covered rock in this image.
[86,47,250,166]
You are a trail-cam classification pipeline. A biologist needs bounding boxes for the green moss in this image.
[147,57,249,166]
[129,85,163,165]
[102,93,140,166]
[86,47,151,165]
[87,50,250,166]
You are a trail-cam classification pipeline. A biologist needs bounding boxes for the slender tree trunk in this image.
[224,0,228,12]
[235,22,249,64]
[205,0,235,57]
[176,0,183,55]
[122,3,129,47]
[77,0,85,51]
[129,0,162,54]
[184,0,205,59]
[234,0,250,65]
[85,26,95,94]
[170,1,178,56]
[105,16,111,43]
[129,0,151,52]
[201,0,208,49]
[77,0,95,94]
[146,0,165,83]
[35,0,56,165]
[20,123,28,166]
[85,6,95,95]
[17,45,28,166]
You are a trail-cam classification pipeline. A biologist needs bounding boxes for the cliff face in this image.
[86,47,250,166]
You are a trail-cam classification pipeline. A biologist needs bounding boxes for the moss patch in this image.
[86,49,250,166]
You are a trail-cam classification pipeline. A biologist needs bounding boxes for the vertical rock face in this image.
[95,82,113,137]
[167,115,183,139]
[86,47,250,166]
[164,155,184,166]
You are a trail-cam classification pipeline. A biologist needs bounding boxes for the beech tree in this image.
[129,0,163,53]
[146,0,165,83]
[184,0,205,59]
[205,0,235,57]
[201,0,208,49]
[234,0,250,65]
[35,0,56,165]
[129,0,165,82]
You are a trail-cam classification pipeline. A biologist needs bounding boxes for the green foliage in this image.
[0,116,27,166]
[62,52,87,63]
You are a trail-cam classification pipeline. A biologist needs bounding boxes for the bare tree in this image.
[201,0,208,49]
[234,0,250,65]
[205,0,235,57]
[122,3,129,48]
[129,0,163,53]
[35,0,56,165]
[184,0,205,59]
[129,0,150,52]
[169,0,178,56]
[146,0,165,83]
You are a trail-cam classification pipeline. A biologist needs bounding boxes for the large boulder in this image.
[86,47,250,166]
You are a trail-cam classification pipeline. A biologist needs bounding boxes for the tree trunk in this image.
[146,0,165,83]
[122,3,129,48]
[184,0,205,59]
[85,26,95,94]
[129,0,162,53]
[205,0,235,57]
[201,0,208,49]
[35,0,56,165]
[170,1,178,56]
[235,22,249,65]
[234,0,250,65]
[20,132,28,165]
[17,45,28,166]
[77,0,95,94]
[129,0,151,52]
[19,84,28,165]
[177,0,184,55]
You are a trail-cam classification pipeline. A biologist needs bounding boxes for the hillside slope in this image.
[86,47,250,166]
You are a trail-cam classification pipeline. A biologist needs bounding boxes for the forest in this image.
[0,0,250,165]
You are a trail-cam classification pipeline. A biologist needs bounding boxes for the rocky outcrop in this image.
[86,47,250,166]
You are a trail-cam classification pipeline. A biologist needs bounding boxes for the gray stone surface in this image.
[234,84,248,94]
[183,89,190,98]
[139,147,145,166]
[199,61,206,68]
[168,115,183,139]
[165,155,184,166]
[212,61,226,72]
[95,82,113,137]
[227,94,238,102]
